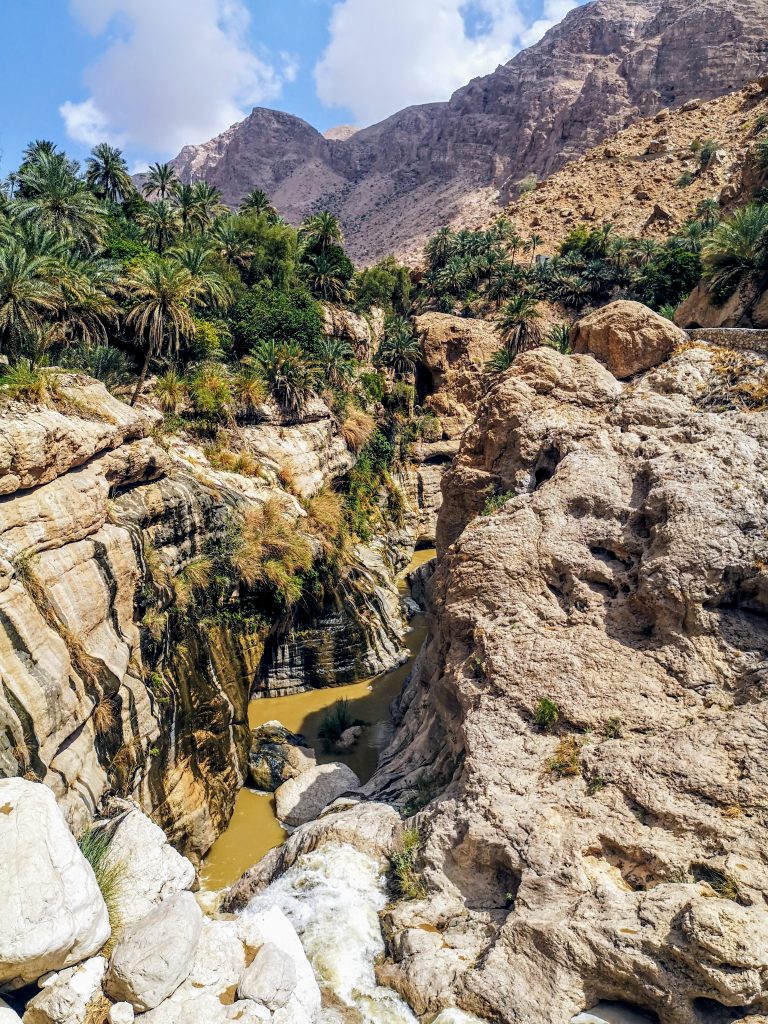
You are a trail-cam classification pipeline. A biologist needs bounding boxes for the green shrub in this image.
[675,171,696,188]
[232,286,323,356]
[56,344,131,389]
[318,698,362,747]
[603,717,623,739]
[534,698,560,732]
[402,773,440,817]
[390,828,428,900]
[78,828,126,952]
[481,489,516,516]
[0,362,62,404]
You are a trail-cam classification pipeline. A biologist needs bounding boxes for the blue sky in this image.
[0,0,583,177]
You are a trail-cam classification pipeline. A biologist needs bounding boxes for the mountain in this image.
[172,0,768,263]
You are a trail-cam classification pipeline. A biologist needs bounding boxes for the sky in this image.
[0,0,584,177]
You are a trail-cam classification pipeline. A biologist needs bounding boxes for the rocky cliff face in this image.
[170,0,768,262]
[361,337,768,1024]
[0,377,408,860]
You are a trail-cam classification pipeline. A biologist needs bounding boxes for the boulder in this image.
[248,723,316,792]
[675,280,755,329]
[0,1001,21,1024]
[104,892,202,1011]
[0,780,110,988]
[238,907,321,1024]
[23,956,106,1024]
[275,763,361,827]
[237,942,296,1010]
[336,726,363,751]
[97,804,196,927]
[571,300,684,378]
[107,1005,134,1024]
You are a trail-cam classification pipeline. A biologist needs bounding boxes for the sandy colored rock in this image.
[0,780,110,989]
[104,892,202,1011]
[571,300,684,378]
[366,346,768,1023]
[275,763,361,827]
[248,722,315,791]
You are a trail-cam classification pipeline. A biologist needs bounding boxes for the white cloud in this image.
[315,0,579,126]
[61,0,296,155]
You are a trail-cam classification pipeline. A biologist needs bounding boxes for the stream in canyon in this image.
[200,547,437,893]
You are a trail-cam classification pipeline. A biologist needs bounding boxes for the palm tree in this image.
[0,242,61,355]
[138,200,180,253]
[377,317,421,379]
[14,151,107,247]
[485,347,515,375]
[248,339,318,416]
[167,240,232,310]
[702,204,768,297]
[85,144,134,204]
[210,216,252,271]
[435,256,470,297]
[171,183,198,236]
[497,294,543,356]
[300,211,343,254]
[314,336,354,390]
[142,163,179,200]
[303,251,349,302]
[696,199,720,231]
[526,233,544,266]
[51,255,120,347]
[190,181,225,231]
[544,323,572,355]
[425,227,455,271]
[240,189,277,221]
[123,260,200,404]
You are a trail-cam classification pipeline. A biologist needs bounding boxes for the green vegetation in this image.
[402,773,440,817]
[546,735,581,778]
[481,488,516,516]
[534,698,560,732]
[78,828,125,952]
[318,698,362,748]
[389,828,428,900]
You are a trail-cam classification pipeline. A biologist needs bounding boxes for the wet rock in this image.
[104,892,202,1011]
[275,763,361,827]
[571,300,684,378]
[336,726,364,751]
[248,723,315,792]
[23,956,106,1024]
[0,780,110,988]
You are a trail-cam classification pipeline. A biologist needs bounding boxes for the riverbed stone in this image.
[0,779,110,988]
[248,722,315,792]
[104,892,202,1011]
[337,726,363,751]
[275,763,361,826]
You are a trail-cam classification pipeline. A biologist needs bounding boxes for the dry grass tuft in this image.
[92,693,119,735]
[232,498,313,606]
[546,736,581,778]
[341,409,376,454]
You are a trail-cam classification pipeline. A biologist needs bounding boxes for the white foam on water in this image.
[242,841,419,1023]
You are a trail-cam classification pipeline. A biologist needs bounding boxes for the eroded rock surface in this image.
[572,300,685,378]
[275,763,361,827]
[368,344,768,1024]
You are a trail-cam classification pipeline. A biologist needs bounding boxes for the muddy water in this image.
[200,547,436,891]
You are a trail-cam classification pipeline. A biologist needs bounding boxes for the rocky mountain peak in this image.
[169,0,768,263]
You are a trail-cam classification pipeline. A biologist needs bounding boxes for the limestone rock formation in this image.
[168,0,768,262]
[97,803,196,927]
[237,942,296,1011]
[0,780,110,989]
[104,891,203,1011]
[417,313,500,436]
[275,763,361,827]
[321,302,384,361]
[365,337,768,1023]
[23,956,106,1024]
[572,300,685,378]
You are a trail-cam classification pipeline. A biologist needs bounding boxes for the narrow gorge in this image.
[4,3,768,1024]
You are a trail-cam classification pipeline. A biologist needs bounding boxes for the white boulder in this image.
[0,998,22,1023]
[108,1005,134,1024]
[104,892,202,1011]
[238,906,321,1024]
[99,805,196,927]
[237,942,296,1010]
[23,956,106,1024]
[275,763,361,827]
[0,780,110,988]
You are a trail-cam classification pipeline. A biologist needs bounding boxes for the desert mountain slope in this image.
[170,0,768,262]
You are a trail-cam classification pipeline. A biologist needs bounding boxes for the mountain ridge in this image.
[170,0,768,262]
